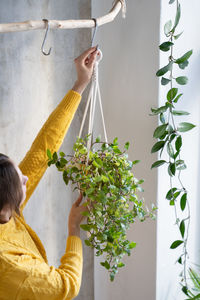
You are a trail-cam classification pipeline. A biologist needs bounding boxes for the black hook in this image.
[41,19,52,56]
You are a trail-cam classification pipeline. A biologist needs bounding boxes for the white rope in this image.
[79,49,108,153]
[113,0,127,18]
[78,87,92,138]
[96,81,108,143]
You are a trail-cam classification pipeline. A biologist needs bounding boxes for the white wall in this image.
[92,1,160,299]
[157,1,200,299]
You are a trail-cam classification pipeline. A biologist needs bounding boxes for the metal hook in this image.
[91,18,98,48]
[41,19,52,56]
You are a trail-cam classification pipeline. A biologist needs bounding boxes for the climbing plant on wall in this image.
[151,0,195,296]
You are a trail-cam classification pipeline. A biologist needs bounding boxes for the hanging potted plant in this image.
[47,48,155,281]
[47,135,156,281]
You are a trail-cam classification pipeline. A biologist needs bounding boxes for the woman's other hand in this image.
[68,193,89,237]
[72,46,99,95]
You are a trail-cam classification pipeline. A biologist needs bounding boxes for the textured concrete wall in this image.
[0,1,93,299]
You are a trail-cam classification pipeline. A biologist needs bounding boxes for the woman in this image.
[0,46,98,300]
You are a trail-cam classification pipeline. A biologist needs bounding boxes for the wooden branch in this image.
[0,1,122,33]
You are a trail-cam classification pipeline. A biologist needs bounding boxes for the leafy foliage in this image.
[185,267,200,299]
[47,135,156,281]
[152,0,196,294]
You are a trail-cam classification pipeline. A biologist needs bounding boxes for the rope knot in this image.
[92,49,103,82]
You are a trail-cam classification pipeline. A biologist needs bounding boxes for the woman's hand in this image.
[72,46,99,95]
[68,193,89,237]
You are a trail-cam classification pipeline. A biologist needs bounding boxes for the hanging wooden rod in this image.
[0,1,123,33]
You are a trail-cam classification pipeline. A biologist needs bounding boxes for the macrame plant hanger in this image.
[78,19,108,161]
[78,0,127,151]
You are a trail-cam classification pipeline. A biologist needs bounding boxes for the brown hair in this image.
[0,154,23,216]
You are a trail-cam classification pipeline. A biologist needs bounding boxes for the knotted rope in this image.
[78,49,108,155]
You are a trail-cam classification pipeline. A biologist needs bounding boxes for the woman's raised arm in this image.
[19,46,98,211]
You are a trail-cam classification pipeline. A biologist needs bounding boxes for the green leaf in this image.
[172,3,181,32]
[128,242,137,249]
[124,142,130,150]
[151,160,166,169]
[161,77,171,85]
[172,110,190,116]
[47,149,52,159]
[173,191,181,199]
[80,224,92,231]
[63,171,69,186]
[167,88,178,101]
[168,124,174,134]
[186,293,200,300]
[153,124,168,138]
[180,193,187,211]
[167,143,175,159]
[156,61,173,77]
[170,240,183,249]
[169,0,175,4]
[47,160,53,167]
[174,31,183,40]
[175,50,193,64]
[113,137,118,145]
[160,113,166,124]
[53,152,58,161]
[151,141,165,153]
[110,273,115,282]
[173,93,183,103]
[177,122,196,132]
[59,151,65,157]
[84,240,91,246]
[182,286,189,296]
[179,60,189,70]
[86,187,95,195]
[60,158,68,167]
[180,220,185,238]
[113,146,121,154]
[164,20,172,36]
[95,136,101,143]
[96,158,103,167]
[175,136,182,152]
[151,106,168,115]
[169,134,176,143]
[168,163,176,176]
[101,175,109,183]
[81,211,90,217]
[176,160,187,170]
[132,160,140,165]
[166,187,177,200]
[159,41,174,52]
[173,151,179,160]
[100,261,110,270]
[178,256,182,264]
[93,160,101,168]
[176,76,188,85]
[118,262,125,268]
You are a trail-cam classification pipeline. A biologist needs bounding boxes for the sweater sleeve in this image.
[19,90,81,211]
[8,236,83,300]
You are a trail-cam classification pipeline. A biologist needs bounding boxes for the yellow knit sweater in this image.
[0,90,83,300]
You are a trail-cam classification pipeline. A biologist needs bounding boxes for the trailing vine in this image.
[47,136,156,281]
[151,0,195,295]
